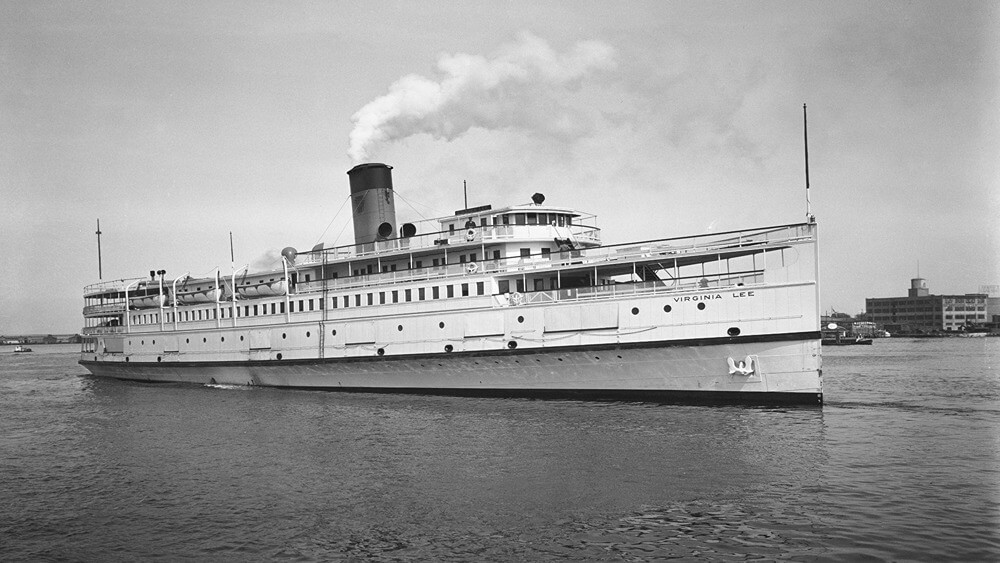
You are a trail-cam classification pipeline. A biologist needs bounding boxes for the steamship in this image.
[79,163,823,404]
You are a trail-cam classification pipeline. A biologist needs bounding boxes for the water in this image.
[2,340,998,561]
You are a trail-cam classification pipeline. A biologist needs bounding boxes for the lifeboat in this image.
[236,280,288,299]
[175,287,223,304]
[130,293,168,309]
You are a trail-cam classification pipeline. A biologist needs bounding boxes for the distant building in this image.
[866,278,988,333]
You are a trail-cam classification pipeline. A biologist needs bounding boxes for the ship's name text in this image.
[673,291,755,303]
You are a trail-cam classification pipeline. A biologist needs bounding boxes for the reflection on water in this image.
[1,340,998,561]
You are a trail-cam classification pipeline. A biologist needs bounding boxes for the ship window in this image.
[527,213,537,225]
[447,285,455,298]
[461,283,469,297]
[433,286,440,299]
[432,258,440,267]
[498,280,510,294]
[331,297,337,309]
[305,274,311,282]
[470,253,477,262]
[502,215,510,225]
[493,250,501,260]
[280,302,285,314]
[289,301,295,313]
[534,279,544,291]
[367,293,373,306]
[477,282,485,296]
[355,294,361,306]
[271,303,276,315]
[390,264,397,272]
[379,292,386,305]
[298,300,304,311]
[318,299,324,311]
[541,248,550,258]
[366,264,373,274]
[557,215,565,227]
[253,305,258,316]
[516,279,525,293]
[392,290,398,303]
[405,289,411,302]
[415,260,422,268]
[459,255,466,264]
[244,306,250,317]
[520,248,531,258]
[449,224,455,234]
[514,214,526,225]
[418,288,425,300]
[345,295,351,308]
[566,216,572,226]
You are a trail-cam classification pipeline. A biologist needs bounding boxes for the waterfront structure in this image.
[866,278,988,333]
[79,163,823,404]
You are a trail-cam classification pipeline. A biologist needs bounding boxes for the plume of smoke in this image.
[347,32,616,163]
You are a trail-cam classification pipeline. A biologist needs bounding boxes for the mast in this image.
[803,103,812,221]
[96,219,103,280]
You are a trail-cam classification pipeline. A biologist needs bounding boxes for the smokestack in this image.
[347,163,397,245]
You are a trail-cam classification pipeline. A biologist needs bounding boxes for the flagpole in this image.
[803,103,812,221]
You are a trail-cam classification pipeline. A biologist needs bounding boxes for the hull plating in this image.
[80,335,822,405]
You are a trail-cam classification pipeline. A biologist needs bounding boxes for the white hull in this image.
[80,334,822,404]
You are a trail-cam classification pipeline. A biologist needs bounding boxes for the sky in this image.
[1,1,997,334]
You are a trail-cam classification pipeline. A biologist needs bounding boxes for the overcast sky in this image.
[2,1,997,334]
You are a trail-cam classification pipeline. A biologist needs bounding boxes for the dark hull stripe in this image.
[79,330,820,369]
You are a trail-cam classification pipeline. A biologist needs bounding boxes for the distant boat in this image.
[14,345,32,352]
[822,335,872,346]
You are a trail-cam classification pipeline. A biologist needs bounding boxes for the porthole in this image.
[276,353,283,360]
[125,357,130,362]
[185,338,190,344]
[306,331,311,338]
[728,327,741,337]
[507,341,518,349]
[439,322,445,329]
[517,316,525,323]
[221,337,225,342]
[141,340,144,345]
[240,335,244,341]
[157,356,162,362]
[397,325,403,331]
[202,337,207,343]
[697,303,706,310]
[377,348,385,356]
[152,340,156,345]
[331,329,337,336]
[631,307,639,315]
[664,305,672,313]
[444,344,453,353]
[128,340,132,345]
[282,333,287,339]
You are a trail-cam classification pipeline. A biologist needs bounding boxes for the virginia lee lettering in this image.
[673,291,755,303]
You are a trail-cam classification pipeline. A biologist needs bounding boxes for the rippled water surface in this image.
[2,340,998,561]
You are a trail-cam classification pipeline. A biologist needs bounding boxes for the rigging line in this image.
[393,189,443,222]
[332,190,370,246]
[313,194,353,247]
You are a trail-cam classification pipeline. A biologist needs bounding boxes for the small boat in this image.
[822,335,872,346]
[14,345,32,352]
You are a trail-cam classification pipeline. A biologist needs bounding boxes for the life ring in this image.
[510,292,523,306]
[466,229,476,241]
[466,262,478,274]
